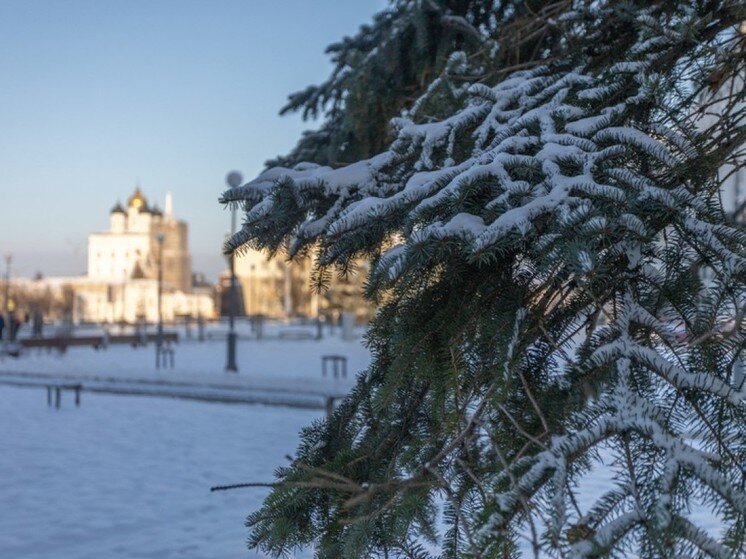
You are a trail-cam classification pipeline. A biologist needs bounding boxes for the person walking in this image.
[0,314,5,341]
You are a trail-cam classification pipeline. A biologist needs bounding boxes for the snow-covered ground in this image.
[0,385,319,559]
[0,324,724,557]
[0,324,372,408]
[1,322,370,382]
[0,324,369,558]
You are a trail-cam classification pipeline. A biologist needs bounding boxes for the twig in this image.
[210,482,278,492]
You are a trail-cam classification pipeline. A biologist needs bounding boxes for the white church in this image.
[52,186,215,324]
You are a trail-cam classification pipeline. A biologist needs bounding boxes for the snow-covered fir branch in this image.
[226,1,746,557]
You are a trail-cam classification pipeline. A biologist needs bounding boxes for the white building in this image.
[42,186,215,324]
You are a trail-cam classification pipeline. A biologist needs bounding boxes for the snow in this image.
[0,323,372,407]
[2,380,725,559]
[0,384,320,559]
[0,325,732,557]
[414,212,486,243]
[0,323,372,558]
[218,5,745,553]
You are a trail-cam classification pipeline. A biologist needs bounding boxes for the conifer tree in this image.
[223,1,745,557]
[269,0,559,168]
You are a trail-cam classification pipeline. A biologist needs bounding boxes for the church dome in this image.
[110,201,125,214]
[127,186,149,211]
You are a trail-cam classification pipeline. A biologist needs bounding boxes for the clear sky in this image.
[0,0,385,281]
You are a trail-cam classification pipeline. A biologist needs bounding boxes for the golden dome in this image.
[127,186,149,211]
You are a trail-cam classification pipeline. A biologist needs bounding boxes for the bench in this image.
[322,355,348,379]
[46,383,83,409]
[22,336,107,353]
[20,332,179,352]
[156,341,176,369]
[278,329,315,340]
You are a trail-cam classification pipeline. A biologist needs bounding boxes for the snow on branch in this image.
[229,2,746,556]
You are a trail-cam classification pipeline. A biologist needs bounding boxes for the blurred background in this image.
[0,0,384,280]
[0,2,384,558]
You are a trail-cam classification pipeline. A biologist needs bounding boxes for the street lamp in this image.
[225,171,242,372]
[3,254,10,344]
[156,233,165,348]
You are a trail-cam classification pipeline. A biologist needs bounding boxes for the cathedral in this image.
[69,186,214,324]
[89,187,191,293]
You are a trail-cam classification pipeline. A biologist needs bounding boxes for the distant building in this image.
[22,186,215,324]
[89,187,191,293]
[230,248,373,323]
[232,249,310,318]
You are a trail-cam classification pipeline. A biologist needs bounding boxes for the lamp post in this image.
[225,171,242,372]
[156,233,165,348]
[3,254,10,344]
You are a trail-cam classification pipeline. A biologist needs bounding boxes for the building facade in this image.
[41,186,215,324]
[230,248,373,323]
[88,188,192,293]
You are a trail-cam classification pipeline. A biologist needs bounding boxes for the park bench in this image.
[322,355,348,379]
[278,328,315,340]
[22,336,107,352]
[45,383,83,409]
[156,340,176,369]
[20,332,178,352]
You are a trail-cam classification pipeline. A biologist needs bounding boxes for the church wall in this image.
[126,206,152,233]
[110,212,125,234]
[87,233,151,282]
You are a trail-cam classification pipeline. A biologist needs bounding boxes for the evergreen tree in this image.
[223,1,746,557]
[269,0,563,168]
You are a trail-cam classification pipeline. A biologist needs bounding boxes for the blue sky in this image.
[0,0,385,280]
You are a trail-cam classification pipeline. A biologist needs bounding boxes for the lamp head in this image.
[226,171,243,189]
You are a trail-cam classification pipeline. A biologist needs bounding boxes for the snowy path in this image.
[0,385,318,559]
[0,334,371,409]
[0,372,346,410]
